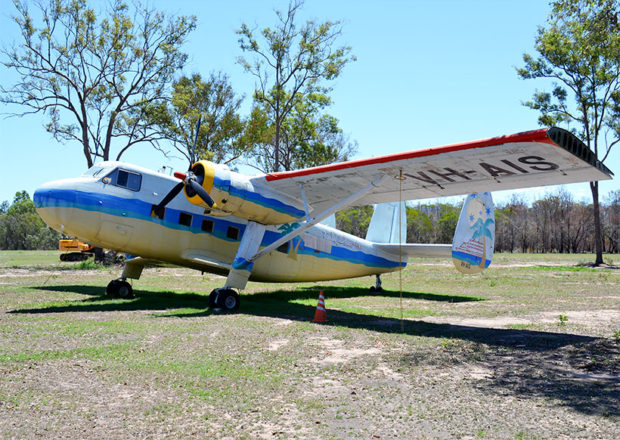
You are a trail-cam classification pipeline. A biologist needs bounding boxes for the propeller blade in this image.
[187,178,215,207]
[153,181,184,217]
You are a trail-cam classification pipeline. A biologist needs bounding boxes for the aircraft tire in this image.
[106,279,133,299]
[106,279,121,296]
[217,289,240,312]
[208,290,219,309]
[116,281,133,299]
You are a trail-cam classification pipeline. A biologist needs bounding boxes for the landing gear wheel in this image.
[106,279,121,296]
[116,281,133,299]
[370,275,383,293]
[208,288,240,311]
[106,279,133,299]
[220,290,240,311]
[208,290,219,309]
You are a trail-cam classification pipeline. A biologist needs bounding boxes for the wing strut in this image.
[225,221,267,290]
[249,175,387,263]
[299,183,311,222]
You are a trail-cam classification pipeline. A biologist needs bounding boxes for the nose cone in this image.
[34,180,58,208]
[34,177,103,242]
[34,180,65,232]
[34,178,83,233]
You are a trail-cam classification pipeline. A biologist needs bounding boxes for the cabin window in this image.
[104,168,142,191]
[277,242,289,253]
[226,226,240,241]
[151,205,165,220]
[201,219,214,233]
[179,212,192,227]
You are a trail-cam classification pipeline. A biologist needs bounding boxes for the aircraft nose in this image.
[34,177,103,241]
[34,179,74,232]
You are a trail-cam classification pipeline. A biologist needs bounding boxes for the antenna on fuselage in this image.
[158,166,173,175]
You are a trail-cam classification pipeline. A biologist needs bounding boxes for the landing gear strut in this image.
[369,275,383,293]
[106,278,133,299]
[208,288,240,311]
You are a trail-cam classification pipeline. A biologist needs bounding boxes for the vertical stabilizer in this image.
[365,202,406,244]
[452,193,495,274]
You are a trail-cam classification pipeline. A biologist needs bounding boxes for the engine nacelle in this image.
[184,161,305,225]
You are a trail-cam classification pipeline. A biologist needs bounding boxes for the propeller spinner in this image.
[153,164,215,218]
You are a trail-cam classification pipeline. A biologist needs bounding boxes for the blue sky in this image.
[0,0,618,205]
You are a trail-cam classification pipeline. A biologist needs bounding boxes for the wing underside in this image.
[253,128,612,213]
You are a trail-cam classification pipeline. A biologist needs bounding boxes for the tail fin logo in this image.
[452,193,495,274]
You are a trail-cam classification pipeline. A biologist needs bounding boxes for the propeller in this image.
[153,118,216,218]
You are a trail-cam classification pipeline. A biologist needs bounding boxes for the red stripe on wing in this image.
[264,128,554,182]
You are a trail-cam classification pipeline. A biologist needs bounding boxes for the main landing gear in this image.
[208,288,240,312]
[106,278,133,299]
[369,274,384,293]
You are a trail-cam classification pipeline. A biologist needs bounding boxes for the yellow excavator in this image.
[59,239,123,264]
[58,239,95,261]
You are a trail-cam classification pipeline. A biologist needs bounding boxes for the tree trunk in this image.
[274,121,280,172]
[590,181,604,265]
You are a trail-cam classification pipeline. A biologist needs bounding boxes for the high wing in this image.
[252,128,613,213]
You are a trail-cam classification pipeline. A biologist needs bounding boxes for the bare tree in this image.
[1,0,196,168]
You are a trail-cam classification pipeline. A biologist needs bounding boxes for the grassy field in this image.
[0,250,618,439]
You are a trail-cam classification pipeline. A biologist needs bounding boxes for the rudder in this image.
[452,193,495,274]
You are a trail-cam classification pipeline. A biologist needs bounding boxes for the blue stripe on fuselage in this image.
[35,188,402,269]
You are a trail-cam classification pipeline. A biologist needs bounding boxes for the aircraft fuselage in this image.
[34,162,404,284]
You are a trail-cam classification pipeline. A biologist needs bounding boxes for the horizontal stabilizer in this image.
[374,243,452,258]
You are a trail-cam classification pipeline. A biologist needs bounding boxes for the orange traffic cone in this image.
[312,291,327,323]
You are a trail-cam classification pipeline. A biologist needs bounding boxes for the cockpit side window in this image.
[103,168,142,191]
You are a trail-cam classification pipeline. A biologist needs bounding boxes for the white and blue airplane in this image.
[34,127,612,310]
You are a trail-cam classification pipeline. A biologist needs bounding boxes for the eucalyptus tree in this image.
[237,0,355,172]
[517,0,619,264]
[1,0,196,168]
[162,73,246,166]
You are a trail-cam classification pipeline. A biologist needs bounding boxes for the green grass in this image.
[0,250,619,439]
[0,249,61,267]
[73,259,105,270]
[0,343,133,364]
[528,265,601,272]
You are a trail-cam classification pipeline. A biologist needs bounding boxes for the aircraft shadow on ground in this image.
[19,284,588,350]
[13,284,618,417]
